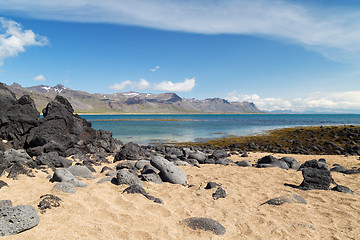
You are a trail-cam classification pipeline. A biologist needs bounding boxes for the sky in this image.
[0,0,360,113]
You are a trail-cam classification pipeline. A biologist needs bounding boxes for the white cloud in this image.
[110,78,151,91]
[110,77,195,92]
[137,78,151,89]
[154,78,195,92]
[150,66,160,72]
[33,74,46,81]
[0,1,359,60]
[109,80,132,91]
[0,17,48,66]
[226,90,360,113]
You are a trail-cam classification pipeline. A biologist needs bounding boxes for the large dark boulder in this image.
[280,156,300,170]
[35,152,72,169]
[299,159,329,171]
[115,169,142,186]
[114,142,143,161]
[0,84,39,148]
[1,85,120,159]
[298,160,332,190]
[150,156,187,186]
[188,151,207,164]
[211,150,228,160]
[25,96,87,154]
[256,155,289,169]
[25,95,120,156]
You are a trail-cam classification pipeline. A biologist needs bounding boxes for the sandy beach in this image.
[1,152,359,240]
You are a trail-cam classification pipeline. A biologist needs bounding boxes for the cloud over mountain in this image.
[33,74,46,81]
[227,90,360,113]
[110,78,196,93]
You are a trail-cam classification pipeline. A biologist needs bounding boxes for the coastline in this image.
[2,152,359,239]
[76,112,359,115]
[75,112,267,115]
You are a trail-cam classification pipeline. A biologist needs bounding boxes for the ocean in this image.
[81,114,360,145]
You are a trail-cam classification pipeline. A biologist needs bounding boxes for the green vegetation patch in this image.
[169,125,360,155]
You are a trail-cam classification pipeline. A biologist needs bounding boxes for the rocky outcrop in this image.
[0,84,122,158]
[298,159,332,190]
[25,95,121,157]
[0,83,39,148]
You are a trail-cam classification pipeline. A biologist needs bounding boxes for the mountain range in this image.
[5,83,262,114]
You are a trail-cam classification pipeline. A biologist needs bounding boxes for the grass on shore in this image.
[169,125,360,151]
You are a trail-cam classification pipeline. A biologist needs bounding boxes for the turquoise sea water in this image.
[81,114,360,145]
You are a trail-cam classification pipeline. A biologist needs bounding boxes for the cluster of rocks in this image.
[0,83,121,158]
[1,84,359,236]
[276,158,356,194]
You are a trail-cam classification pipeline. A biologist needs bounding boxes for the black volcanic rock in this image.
[212,186,226,199]
[1,85,121,158]
[25,95,120,156]
[36,152,72,169]
[256,155,289,170]
[114,142,143,161]
[298,160,333,190]
[0,84,40,148]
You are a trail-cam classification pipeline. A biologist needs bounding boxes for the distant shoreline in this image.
[75,112,266,115]
[74,112,356,115]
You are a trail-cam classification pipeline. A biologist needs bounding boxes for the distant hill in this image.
[5,82,263,114]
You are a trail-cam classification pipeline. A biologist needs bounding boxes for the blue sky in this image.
[0,0,360,113]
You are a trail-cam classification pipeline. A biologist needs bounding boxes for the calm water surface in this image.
[81,114,360,145]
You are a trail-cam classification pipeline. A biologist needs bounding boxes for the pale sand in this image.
[1,153,359,239]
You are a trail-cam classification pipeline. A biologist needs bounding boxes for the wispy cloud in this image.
[33,74,46,81]
[153,78,195,92]
[0,1,360,60]
[227,91,360,113]
[110,77,196,92]
[0,17,48,66]
[110,79,151,91]
[150,66,160,72]
[110,80,133,91]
